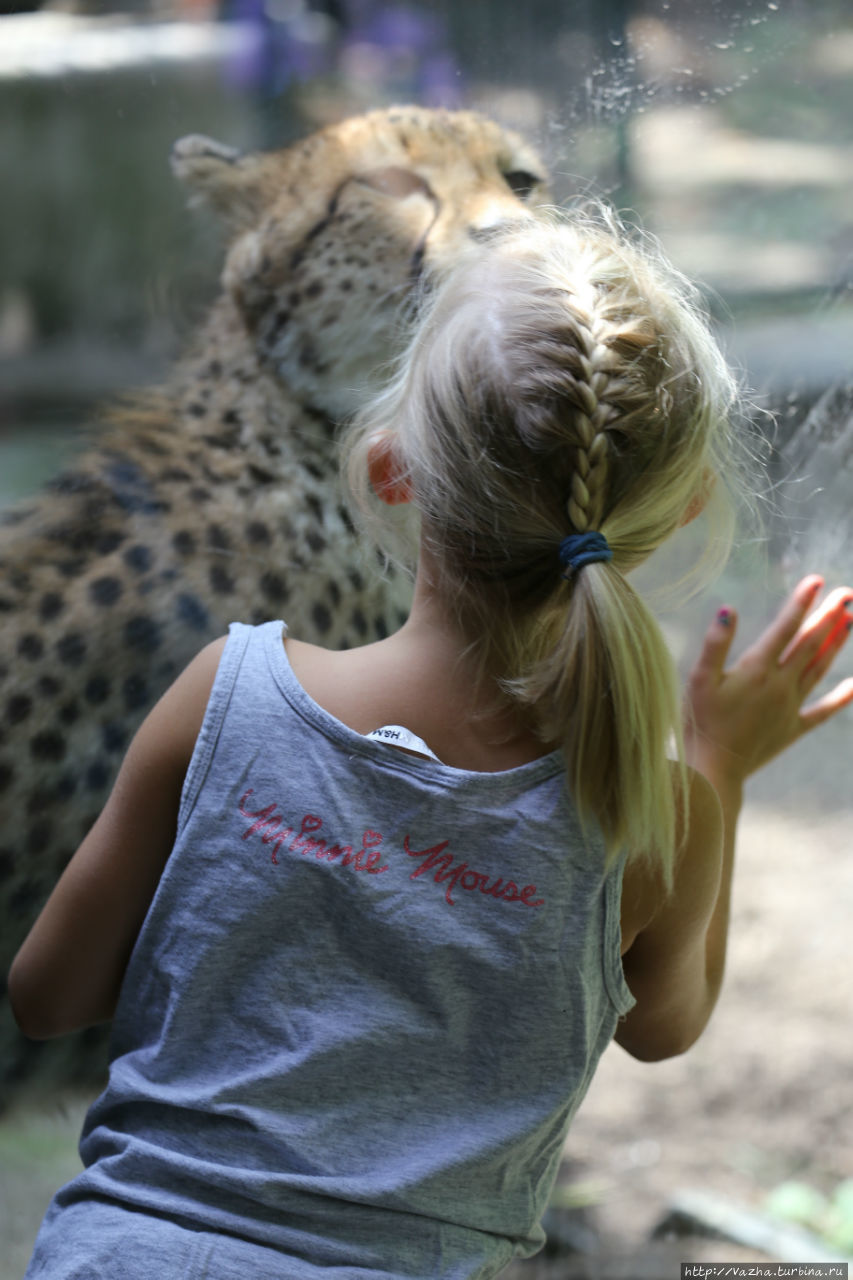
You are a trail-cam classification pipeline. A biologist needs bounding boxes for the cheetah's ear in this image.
[171,134,279,232]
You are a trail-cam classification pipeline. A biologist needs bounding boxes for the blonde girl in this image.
[11,211,853,1279]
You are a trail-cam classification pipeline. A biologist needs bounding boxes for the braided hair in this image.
[346,208,750,886]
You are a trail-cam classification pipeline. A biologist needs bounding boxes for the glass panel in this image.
[2,2,852,1275]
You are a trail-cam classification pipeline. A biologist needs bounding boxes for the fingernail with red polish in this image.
[717,608,733,626]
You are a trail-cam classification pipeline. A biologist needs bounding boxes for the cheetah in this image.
[0,105,549,1098]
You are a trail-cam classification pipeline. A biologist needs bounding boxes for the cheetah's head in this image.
[171,106,549,422]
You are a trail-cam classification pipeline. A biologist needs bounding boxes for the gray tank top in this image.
[28,621,634,1280]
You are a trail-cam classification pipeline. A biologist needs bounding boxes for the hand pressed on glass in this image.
[684,574,853,787]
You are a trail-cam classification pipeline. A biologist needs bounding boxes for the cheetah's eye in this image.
[502,170,542,200]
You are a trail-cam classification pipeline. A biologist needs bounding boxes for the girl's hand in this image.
[684,574,853,788]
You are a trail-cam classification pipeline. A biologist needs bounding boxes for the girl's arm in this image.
[616,576,853,1062]
[7,638,227,1041]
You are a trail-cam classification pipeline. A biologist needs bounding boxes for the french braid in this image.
[564,296,622,533]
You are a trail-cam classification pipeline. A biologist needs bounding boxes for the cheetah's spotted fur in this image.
[0,106,548,1098]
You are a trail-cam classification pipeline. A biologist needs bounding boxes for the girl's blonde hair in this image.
[346,208,752,887]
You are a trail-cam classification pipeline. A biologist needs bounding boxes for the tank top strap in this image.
[177,621,284,833]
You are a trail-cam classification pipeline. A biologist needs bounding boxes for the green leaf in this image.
[764,1180,828,1227]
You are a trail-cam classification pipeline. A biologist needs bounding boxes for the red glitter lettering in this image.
[238,791,279,838]
[238,789,293,863]
[238,789,543,904]
[290,814,326,858]
[404,835,543,908]
[341,829,389,875]
[237,791,388,877]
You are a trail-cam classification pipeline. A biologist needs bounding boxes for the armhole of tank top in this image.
[602,852,637,1016]
[176,623,254,834]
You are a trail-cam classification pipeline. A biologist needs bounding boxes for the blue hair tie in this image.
[558,531,613,577]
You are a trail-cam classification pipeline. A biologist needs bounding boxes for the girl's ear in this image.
[679,492,705,527]
[366,433,412,506]
[679,470,716,527]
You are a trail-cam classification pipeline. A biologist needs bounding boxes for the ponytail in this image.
[507,563,684,887]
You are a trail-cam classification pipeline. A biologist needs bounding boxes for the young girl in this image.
[11,211,853,1280]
